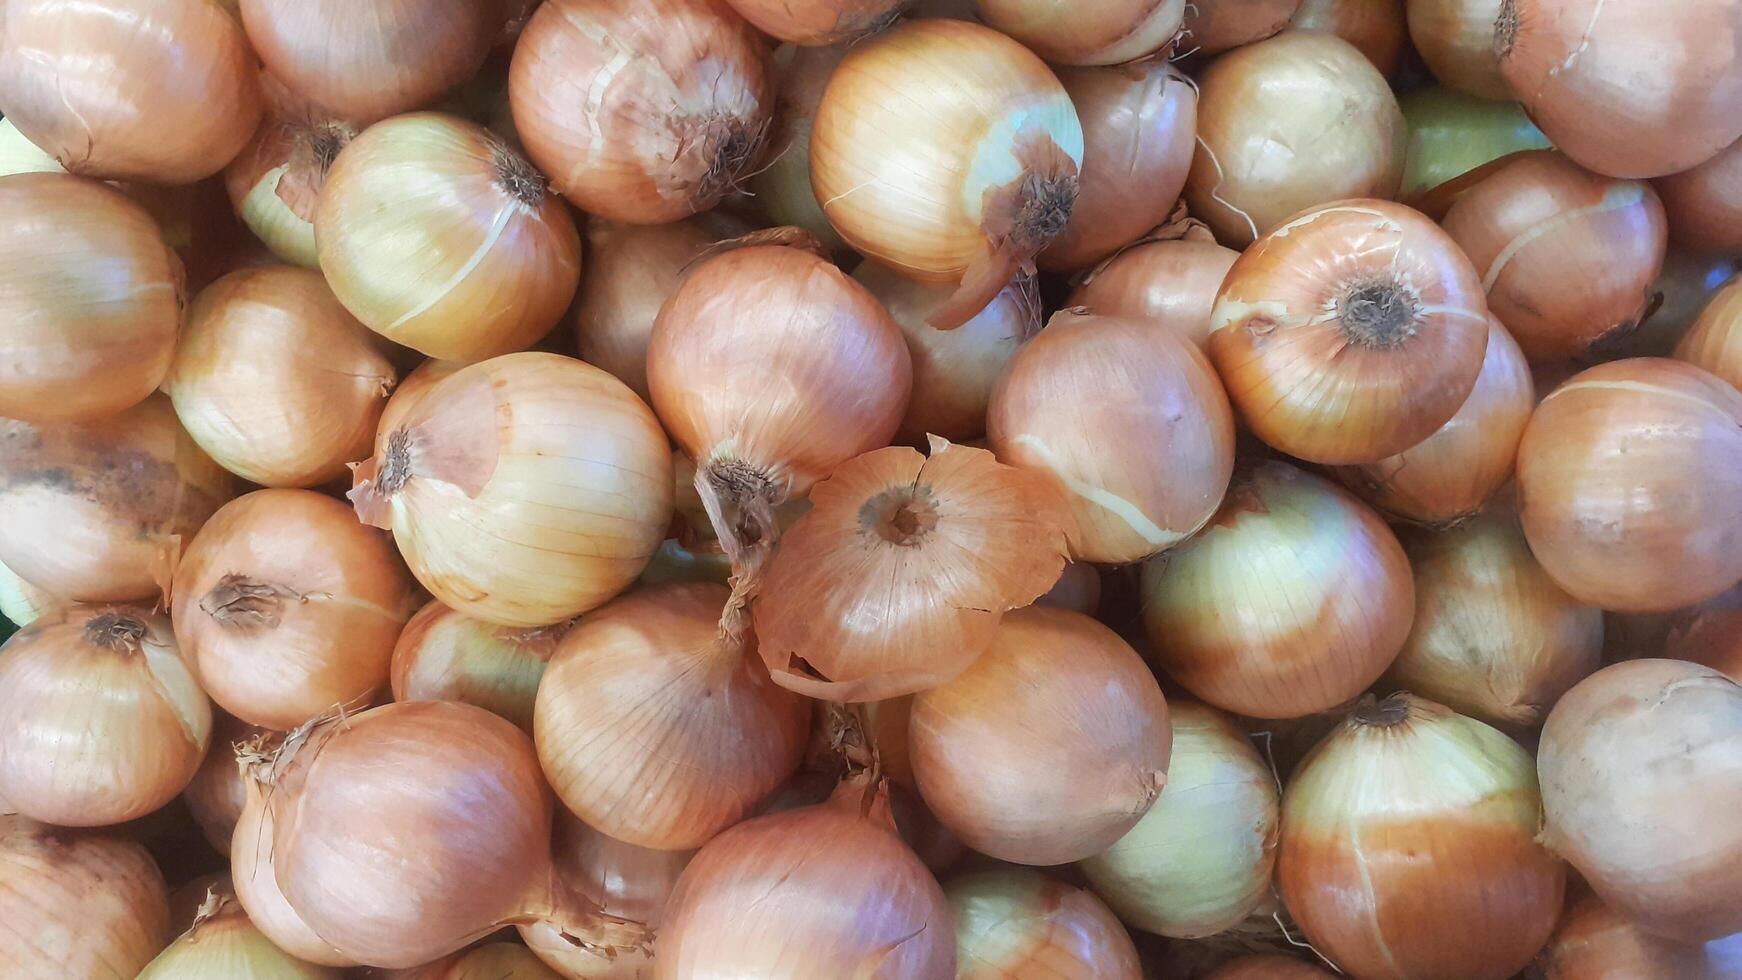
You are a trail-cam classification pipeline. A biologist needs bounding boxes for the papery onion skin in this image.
[1674,276,1742,393]
[0,0,261,183]
[223,114,356,269]
[977,0,1184,66]
[911,606,1171,866]
[948,869,1142,979]
[184,713,262,854]
[988,311,1235,563]
[1541,893,1712,980]
[167,873,233,936]
[1654,138,1742,256]
[0,556,63,629]
[232,777,356,968]
[375,358,465,442]
[749,44,848,252]
[138,890,342,980]
[0,395,234,603]
[391,600,567,733]
[0,818,171,979]
[1496,0,1742,179]
[1182,0,1303,53]
[1517,358,1742,613]
[1397,87,1552,202]
[510,0,772,223]
[1184,33,1405,247]
[1279,694,1565,979]
[1080,702,1278,939]
[0,117,62,176]
[1405,0,1508,98]
[1209,199,1490,464]
[1203,956,1336,979]
[1288,0,1408,76]
[1067,235,1240,352]
[1140,461,1414,719]
[725,0,907,44]
[0,173,182,424]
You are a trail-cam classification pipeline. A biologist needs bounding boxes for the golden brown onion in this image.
[1675,275,1742,392]
[0,556,63,629]
[1288,0,1408,76]
[224,113,357,269]
[1036,561,1102,615]
[375,358,465,441]
[977,0,1184,65]
[0,819,171,979]
[1654,138,1742,256]
[390,600,567,733]
[183,714,259,855]
[1541,893,1712,980]
[1182,0,1303,52]
[138,888,342,980]
[1664,587,1742,682]
[724,0,906,43]
[1405,0,1508,98]
[949,870,1142,978]
[1067,230,1240,351]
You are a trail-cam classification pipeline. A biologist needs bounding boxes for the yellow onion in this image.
[0,173,182,424]
[166,267,396,488]
[976,0,1184,65]
[384,944,562,980]
[1067,227,1240,351]
[1517,358,1742,613]
[749,44,848,252]
[1182,0,1303,53]
[1655,138,1742,256]
[1675,275,1742,392]
[1080,702,1279,939]
[1279,694,1565,979]
[1040,61,1197,272]
[120,176,253,294]
[316,113,581,361]
[911,606,1172,865]
[1141,461,1414,719]
[948,869,1142,979]
[811,19,1084,327]
[0,117,62,176]
[138,888,342,980]
[657,776,956,977]
[184,714,260,854]
[1542,893,1712,980]
[0,556,63,628]
[173,489,414,731]
[1185,33,1405,247]
[0,395,234,603]
[0,0,261,183]
[391,600,568,733]
[1497,0,1742,179]
[1539,660,1742,942]
[1037,561,1102,615]
[1209,199,1491,463]
[988,311,1236,563]
[1406,0,1509,98]
[224,114,357,268]
[1204,956,1336,980]
[351,352,674,628]
[1397,87,1552,202]
[1288,0,1407,76]
[509,0,773,223]
[534,582,810,849]
[724,0,906,43]
[0,606,211,827]
[0,818,171,979]
[232,776,355,968]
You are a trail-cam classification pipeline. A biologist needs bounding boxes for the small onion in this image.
[1080,702,1279,939]
[0,818,171,979]
[988,311,1236,563]
[0,117,62,175]
[173,489,414,730]
[391,600,568,733]
[383,944,561,980]
[1542,893,1712,980]
[223,114,357,268]
[1067,228,1240,351]
[1675,275,1742,392]
[0,607,212,827]
[976,0,1184,65]
[232,776,354,967]
[948,870,1142,979]
[724,0,907,43]
[1204,957,1336,980]
[1539,660,1742,941]
[1496,0,1742,179]
[184,714,262,854]
[1405,0,1508,98]
[1288,0,1408,76]
[0,556,63,629]
[911,606,1171,865]
[1279,694,1565,979]
[316,113,581,361]
[1182,0,1303,53]
[1655,138,1742,255]
[1140,461,1414,719]
[1517,358,1742,613]
[0,0,261,183]
[1397,87,1553,202]
[510,0,773,223]
[138,889,341,980]
[1209,199,1490,464]
[351,352,674,628]
[749,44,848,252]
[1185,32,1405,247]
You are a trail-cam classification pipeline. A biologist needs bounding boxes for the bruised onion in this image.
[0,818,171,979]
[1067,229,1240,351]
[1675,275,1742,392]
[1182,0,1303,53]
[391,600,567,732]
[724,0,906,43]
[1406,0,1508,98]
[976,0,1184,65]
[0,557,62,629]
[232,775,353,967]
[184,714,259,854]
[949,870,1142,978]
[1288,0,1407,76]
[138,889,341,980]
[1397,87,1552,202]
[1542,893,1712,980]
[1655,138,1742,255]
[223,114,356,268]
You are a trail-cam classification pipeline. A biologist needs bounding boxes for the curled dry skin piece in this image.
[224,113,358,268]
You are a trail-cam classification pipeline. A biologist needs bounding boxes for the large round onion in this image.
[223,113,357,269]
[948,870,1142,978]
[0,818,171,979]
[1406,0,1509,98]
[391,600,568,733]
[1288,0,1407,76]
[1067,230,1239,351]
[1655,138,1742,256]
[1542,893,1712,979]
[1397,87,1552,203]
[1675,274,1742,392]
[1182,0,1303,53]
[723,0,907,43]
[976,0,1183,65]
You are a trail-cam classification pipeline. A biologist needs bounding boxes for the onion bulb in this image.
[534,582,810,849]
[375,358,465,440]
[1675,275,1742,392]
[911,606,1171,865]
[1209,199,1490,463]
[351,352,674,628]
[391,600,568,733]
[1279,694,1565,979]
[1517,358,1742,613]
[138,888,341,980]
[224,114,357,268]
[1288,0,1407,76]
[724,0,906,43]
[1406,0,1509,98]
[1398,87,1552,202]
[0,0,261,183]
[1182,0,1303,53]
[0,117,62,176]
[0,173,182,424]
[0,818,171,979]
[1496,0,1742,179]
[948,870,1142,979]
[1541,893,1712,980]
[184,714,259,854]
[1539,660,1742,941]
[749,44,848,252]
[232,776,354,968]
[1140,461,1414,719]
[1204,956,1336,980]
[1081,702,1279,939]
[1067,228,1240,352]
[1037,561,1102,615]
[1665,587,1742,682]
[173,489,414,730]
[811,19,1084,327]
[0,557,62,629]
[0,607,211,827]
[316,112,581,361]
[988,311,1236,563]
[383,944,561,980]
[0,395,235,603]
[1185,33,1405,247]
[510,0,773,223]
[1655,138,1742,256]
[976,0,1184,65]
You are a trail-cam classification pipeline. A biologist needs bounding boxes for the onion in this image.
[1655,138,1742,255]
[0,557,62,629]
[749,44,847,252]
[1040,61,1197,272]
[1080,702,1279,939]
[1209,199,1490,464]
[811,19,1084,327]
[224,114,357,269]
[0,0,261,182]
[184,714,260,854]
[1675,275,1742,392]
[658,776,956,977]
[1182,0,1303,53]
[1397,86,1552,202]
[1279,694,1565,979]
[391,600,567,733]
[315,113,581,362]
[0,818,171,978]
[1517,358,1742,613]
[0,606,211,827]
[1538,660,1742,941]
[0,173,182,424]
[534,582,810,849]
[173,489,414,730]
[1037,561,1102,615]
[988,311,1236,563]
[0,117,62,175]
[510,0,772,223]
[911,606,1171,865]
[1140,461,1414,719]
[139,888,342,980]
[1067,228,1239,351]
[976,0,1184,65]
[1184,33,1404,246]
[232,775,354,967]
[1665,587,1742,682]
[384,944,561,980]
[239,0,501,124]
[0,395,234,603]
[723,0,906,43]
[1406,0,1508,98]
[351,352,674,628]
[1542,893,1712,980]
[1288,0,1408,76]
[1203,956,1336,979]
[167,873,233,936]
[948,869,1142,978]
[375,358,465,440]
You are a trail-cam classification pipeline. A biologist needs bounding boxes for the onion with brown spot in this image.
[948,869,1142,978]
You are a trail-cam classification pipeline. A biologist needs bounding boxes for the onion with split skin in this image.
[1397,87,1552,204]
[0,557,63,629]
[138,887,342,980]
[1067,224,1239,352]
[0,818,171,979]
[1405,0,1508,98]
[1675,275,1742,393]
[391,600,569,733]
[975,0,1185,66]
[1541,893,1712,980]
[1182,0,1303,53]
[723,0,908,44]
[1288,0,1408,76]
[948,869,1142,979]
[1655,138,1742,256]
[224,113,357,269]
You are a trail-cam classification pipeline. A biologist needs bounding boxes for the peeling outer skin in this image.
[273,121,356,222]
[347,365,501,530]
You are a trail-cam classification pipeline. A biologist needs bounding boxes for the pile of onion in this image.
[976,0,1184,65]
[948,869,1142,978]
[1675,275,1742,392]
[0,818,171,978]
[391,600,569,733]
[224,113,357,269]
